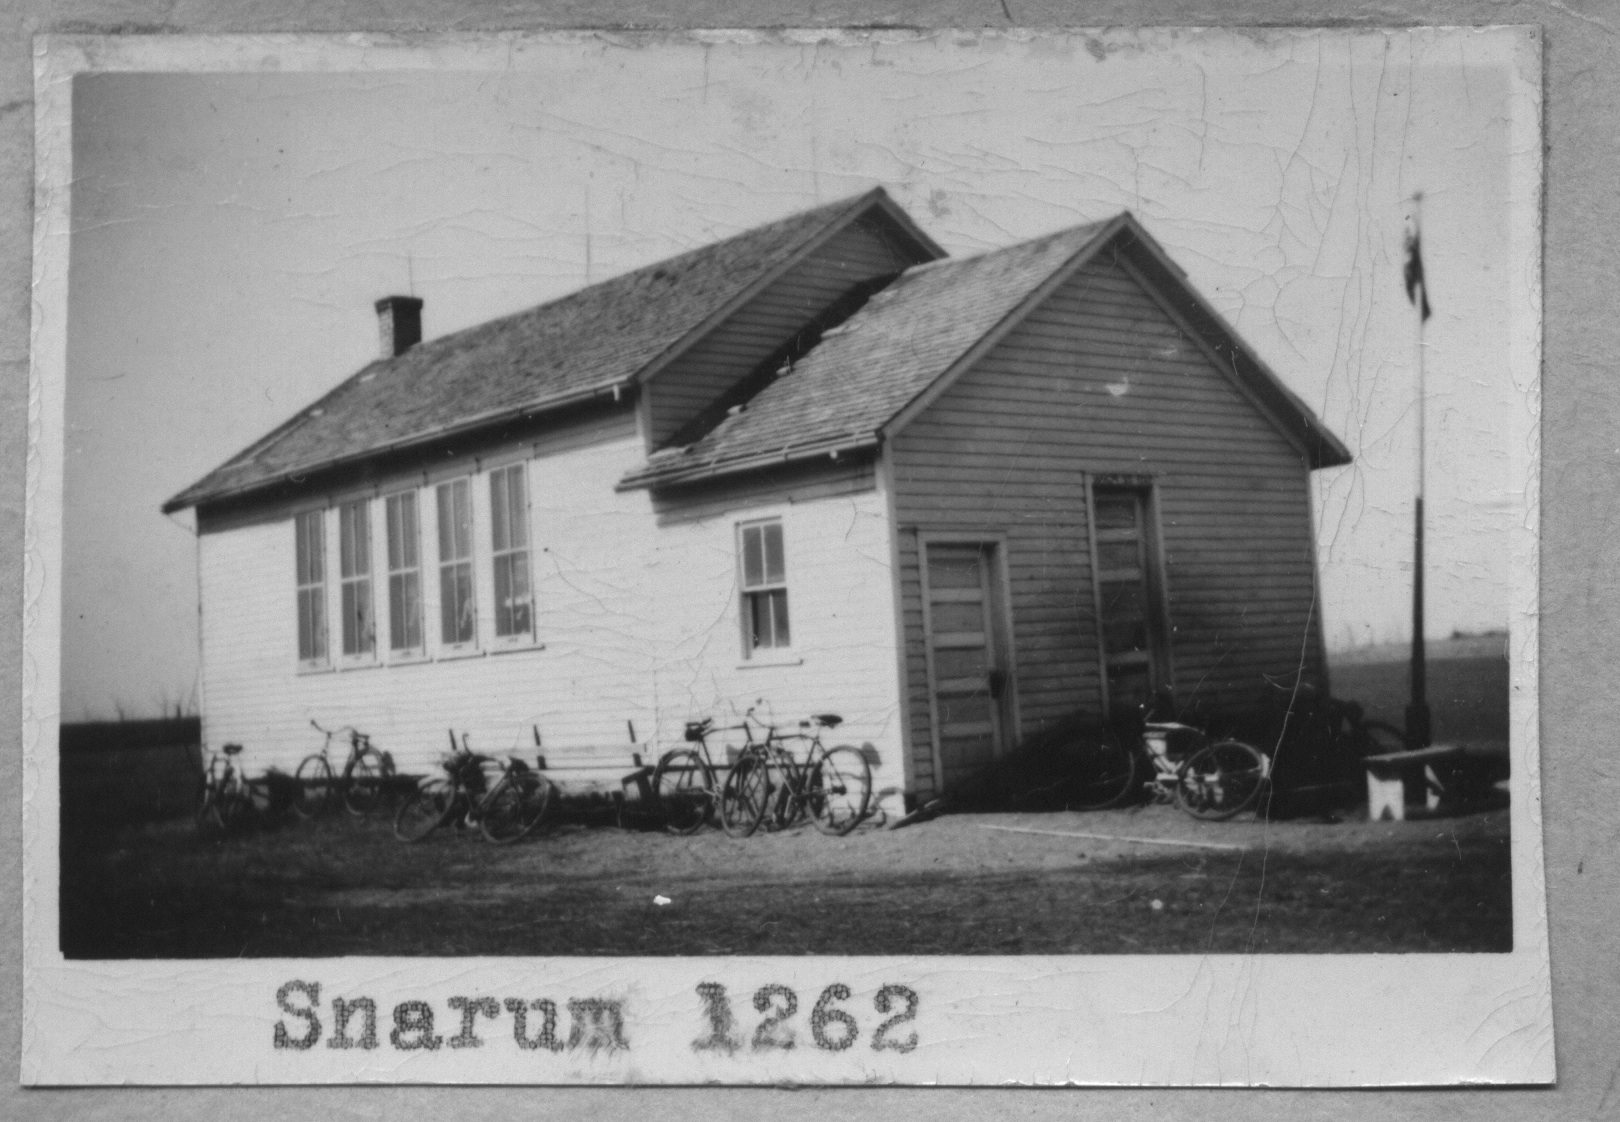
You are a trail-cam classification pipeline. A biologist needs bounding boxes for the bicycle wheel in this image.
[342,749,386,817]
[293,754,334,819]
[1175,740,1269,821]
[221,780,255,831]
[719,755,770,838]
[1067,732,1143,811]
[810,745,872,836]
[394,779,456,842]
[196,784,225,838]
[479,771,553,844]
[764,748,802,831]
[653,749,715,835]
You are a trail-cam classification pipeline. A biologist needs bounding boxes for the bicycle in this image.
[652,715,756,835]
[719,709,873,837]
[393,732,554,844]
[196,742,253,837]
[295,720,397,819]
[1068,708,1270,821]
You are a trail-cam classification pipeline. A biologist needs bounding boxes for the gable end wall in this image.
[889,253,1329,799]
[644,218,924,448]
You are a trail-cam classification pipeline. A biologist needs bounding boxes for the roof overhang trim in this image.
[1108,221,1353,472]
[616,434,881,492]
[165,377,634,514]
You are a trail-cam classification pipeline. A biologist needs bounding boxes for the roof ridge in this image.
[386,190,886,368]
[905,215,1118,270]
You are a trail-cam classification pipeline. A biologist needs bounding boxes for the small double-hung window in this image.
[294,509,328,665]
[489,464,534,640]
[338,499,376,659]
[436,479,476,647]
[739,519,790,654]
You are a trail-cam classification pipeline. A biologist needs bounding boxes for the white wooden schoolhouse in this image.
[166,188,1351,809]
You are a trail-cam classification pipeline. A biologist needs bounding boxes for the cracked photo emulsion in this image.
[23,27,1550,1086]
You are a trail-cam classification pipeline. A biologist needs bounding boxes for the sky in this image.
[59,29,1532,720]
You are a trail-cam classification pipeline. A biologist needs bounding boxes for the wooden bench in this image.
[1363,745,1466,820]
[527,742,661,816]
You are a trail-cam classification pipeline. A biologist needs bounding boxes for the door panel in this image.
[924,542,1013,787]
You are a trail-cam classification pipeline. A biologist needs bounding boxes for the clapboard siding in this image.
[644,219,920,447]
[889,253,1327,799]
[198,430,907,810]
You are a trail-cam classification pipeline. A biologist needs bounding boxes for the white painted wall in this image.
[197,430,910,813]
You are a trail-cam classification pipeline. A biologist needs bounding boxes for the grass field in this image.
[61,803,1511,958]
[60,640,1513,958]
[1329,634,1510,748]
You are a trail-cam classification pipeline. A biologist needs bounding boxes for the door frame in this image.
[1085,474,1176,718]
[916,532,1020,793]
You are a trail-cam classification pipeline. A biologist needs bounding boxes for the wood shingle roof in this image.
[167,193,1349,512]
[618,212,1353,490]
[616,220,1116,489]
[164,189,924,512]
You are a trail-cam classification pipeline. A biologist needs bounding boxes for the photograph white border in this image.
[21,28,1551,1087]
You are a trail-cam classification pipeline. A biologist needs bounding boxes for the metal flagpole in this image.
[1405,193,1432,749]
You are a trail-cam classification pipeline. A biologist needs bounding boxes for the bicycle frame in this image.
[395,731,551,843]
[1140,720,1206,799]
[197,744,251,834]
[309,720,379,775]
[761,723,832,810]
[688,708,771,769]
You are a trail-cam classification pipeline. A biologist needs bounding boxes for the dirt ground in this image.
[61,798,1512,958]
[60,641,1513,958]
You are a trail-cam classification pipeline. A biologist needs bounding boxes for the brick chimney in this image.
[375,296,423,359]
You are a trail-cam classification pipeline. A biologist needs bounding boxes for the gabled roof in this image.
[164,187,943,513]
[616,220,1115,488]
[618,212,1352,491]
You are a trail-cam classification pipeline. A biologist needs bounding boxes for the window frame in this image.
[294,507,329,670]
[1085,474,1175,718]
[384,489,425,658]
[435,476,479,653]
[737,517,792,658]
[336,498,378,664]
[488,462,536,646]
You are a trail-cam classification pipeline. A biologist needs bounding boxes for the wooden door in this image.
[923,542,1012,790]
[1092,486,1169,714]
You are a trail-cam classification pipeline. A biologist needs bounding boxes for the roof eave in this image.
[616,433,881,493]
[165,377,636,514]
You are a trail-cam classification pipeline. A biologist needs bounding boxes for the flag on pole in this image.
[1404,219,1432,322]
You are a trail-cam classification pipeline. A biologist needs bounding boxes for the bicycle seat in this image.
[811,714,843,729]
[684,718,713,742]
[222,743,243,756]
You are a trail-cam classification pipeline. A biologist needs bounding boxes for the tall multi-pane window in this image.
[739,519,790,653]
[489,464,534,639]
[338,499,375,658]
[436,479,476,646]
[295,509,328,664]
[385,491,423,653]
